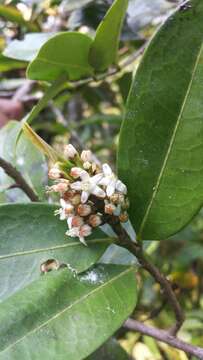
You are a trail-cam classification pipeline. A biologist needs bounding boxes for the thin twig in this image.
[110,221,185,335]
[124,319,203,359]
[0,157,39,202]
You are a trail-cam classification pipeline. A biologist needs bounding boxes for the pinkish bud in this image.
[64,144,78,158]
[104,203,116,215]
[79,224,92,238]
[70,167,83,178]
[71,216,84,228]
[81,150,92,163]
[89,214,102,227]
[48,167,61,180]
[77,204,92,217]
[54,182,69,194]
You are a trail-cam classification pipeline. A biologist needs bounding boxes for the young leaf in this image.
[118,0,203,240]
[3,33,54,62]
[89,0,129,71]
[22,122,61,163]
[0,5,39,32]
[0,203,111,301]
[27,32,94,82]
[0,264,137,359]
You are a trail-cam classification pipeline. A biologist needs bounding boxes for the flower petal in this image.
[116,180,127,194]
[99,177,110,186]
[106,180,116,197]
[81,191,89,203]
[79,236,87,246]
[102,163,112,176]
[60,198,67,208]
[71,181,82,191]
[80,170,90,181]
[92,186,106,198]
[92,173,103,184]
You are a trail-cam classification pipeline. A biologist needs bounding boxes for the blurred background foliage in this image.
[1,0,203,359]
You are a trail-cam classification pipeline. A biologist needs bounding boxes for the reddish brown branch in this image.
[124,319,203,359]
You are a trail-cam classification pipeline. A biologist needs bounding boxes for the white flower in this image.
[99,164,127,197]
[64,144,78,158]
[71,170,105,203]
[55,199,74,220]
[66,225,91,246]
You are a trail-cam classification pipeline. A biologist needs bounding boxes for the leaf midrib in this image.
[0,267,134,354]
[0,238,113,260]
[138,42,203,238]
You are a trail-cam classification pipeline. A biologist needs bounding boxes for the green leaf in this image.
[0,264,137,359]
[87,338,130,360]
[0,121,47,201]
[89,0,128,71]
[0,53,26,72]
[27,32,94,82]
[3,33,54,62]
[0,5,39,32]
[118,0,203,240]
[0,203,111,301]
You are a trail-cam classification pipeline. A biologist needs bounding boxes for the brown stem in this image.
[0,157,39,202]
[125,319,203,359]
[111,220,184,335]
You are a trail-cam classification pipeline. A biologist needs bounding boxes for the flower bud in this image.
[83,161,92,170]
[71,216,84,228]
[119,213,128,223]
[64,144,78,158]
[70,167,83,178]
[71,193,81,206]
[81,150,92,163]
[48,167,61,180]
[64,203,74,215]
[55,182,69,194]
[104,203,116,215]
[88,214,102,227]
[110,193,125,205]
[77,204,92,217]
[79,224,92,237]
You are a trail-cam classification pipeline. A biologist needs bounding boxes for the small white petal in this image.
[92,173,103,184]
[102,163,112,176]
[67,217,73,229]
[80,170,90,181]
[99,177,110,186]
[79,236,87,246]
[92,186,106,198]
[60,199,67,208]
[116,180,127,194]
[71,181,82,191]
[106,180,116,197]
[81,191,89,203]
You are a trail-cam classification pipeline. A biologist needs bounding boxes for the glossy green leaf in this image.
[87,338,130,360]
[0,121,47,201]
[118,0,203,240]
[0,264,137,359]
[0,5,39,32]
[89,0,128,71]
[0,203,111,301]
[27,32,94,82]
[3,33,54,62]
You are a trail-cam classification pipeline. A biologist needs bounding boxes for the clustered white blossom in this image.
[47,144,129,245]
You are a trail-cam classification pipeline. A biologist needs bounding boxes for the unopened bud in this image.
[71,193,81,206]
[64,203,74,215]
[83,161,92,170]
[119,213,128,223]
[81,150,92,163]
[77,204,92,217]
[48,167,61,180]
[70,167,83,178]
[110,193,125,205]
[71,216,84,228]
[79,224,92,237]
[105,203,116,215]
[55,182,69,193]
[89,214,102,227]
[64,144,78,158]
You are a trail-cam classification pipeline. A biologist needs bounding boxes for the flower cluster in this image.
[47,144,129,245]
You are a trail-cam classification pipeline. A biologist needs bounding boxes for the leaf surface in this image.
[0,264,137,360]
[89,0,128,71]
[0,203,111,300]
[27,32,93,81]
[118,0,203,239]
